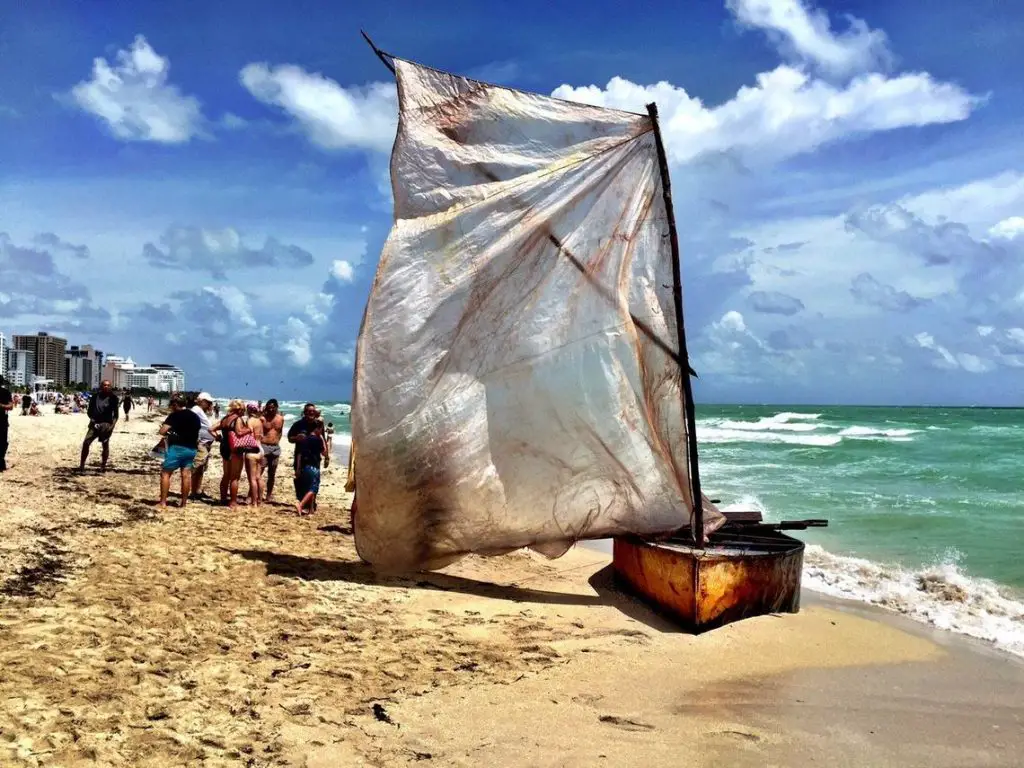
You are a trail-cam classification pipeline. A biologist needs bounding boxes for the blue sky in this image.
[2,0,1023,405]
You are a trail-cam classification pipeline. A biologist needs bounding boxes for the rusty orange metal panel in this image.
[613,536,697,626]
[694,546,804,629]
[612,530,805,633]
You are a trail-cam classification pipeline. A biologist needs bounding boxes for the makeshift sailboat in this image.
[351,36,827,631]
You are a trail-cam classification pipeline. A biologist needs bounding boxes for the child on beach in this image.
[294,422,328,516]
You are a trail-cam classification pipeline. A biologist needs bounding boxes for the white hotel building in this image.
[102,356,186,393]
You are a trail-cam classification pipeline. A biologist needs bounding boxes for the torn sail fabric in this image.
[352,58,719,572]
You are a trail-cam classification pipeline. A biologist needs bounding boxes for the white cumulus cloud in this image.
[240,2,976,170]
[283,316,312,366]
[202,286,257,328]
[990,216,1024,240]
[331,259,355,282]
[240,63,396,151]
[911,331,992,373]
[70,35,204,143]
[142,225,315,278]
[250,349,271,367]
[305,293,334,326]
[552,67,978,168]
[727,0,892,77]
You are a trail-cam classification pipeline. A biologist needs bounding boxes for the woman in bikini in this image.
[243,401,265,507]
[212,399,253,509]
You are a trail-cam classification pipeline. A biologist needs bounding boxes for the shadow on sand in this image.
[226,548,683,631]
[227,548,603,606]
[53,465,153,478]
[101,467,154,476]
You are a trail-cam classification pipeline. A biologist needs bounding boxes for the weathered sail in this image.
[352,57,721,572]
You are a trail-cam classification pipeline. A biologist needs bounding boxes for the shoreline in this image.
[1,410,1022,765]
[578,538,1024,660]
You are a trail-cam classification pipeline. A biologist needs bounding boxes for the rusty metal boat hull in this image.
[611,527,805,632]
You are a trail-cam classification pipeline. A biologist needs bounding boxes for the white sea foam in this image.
[330,432,353,465]
[839,426,920,438]
[803,545,1024,658]
[696,412,922,446]
[716,494,768,514]
[772,412,822,421]
[698,427,842,446]
[717,418,821,433]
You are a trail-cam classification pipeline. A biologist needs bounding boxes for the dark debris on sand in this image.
[1,534,69,598]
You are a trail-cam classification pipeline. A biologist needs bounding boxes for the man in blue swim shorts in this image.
[157,393,201,508]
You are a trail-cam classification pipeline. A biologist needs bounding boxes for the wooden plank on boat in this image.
[720,509,763,523]
[764,519,828,530]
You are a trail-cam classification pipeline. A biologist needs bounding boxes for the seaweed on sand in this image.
[2,536,68,598]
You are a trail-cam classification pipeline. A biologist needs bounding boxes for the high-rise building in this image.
[5,348,35,387]
[65,344,104,390]
[13,332,68,387]
[0,332,7,381]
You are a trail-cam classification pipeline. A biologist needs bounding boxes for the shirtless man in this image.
[260,399,285,502]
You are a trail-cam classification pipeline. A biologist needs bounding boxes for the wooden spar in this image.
[361,31,396,74]
[646,102,705,547]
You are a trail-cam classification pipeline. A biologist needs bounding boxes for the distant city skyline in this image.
[0,329,186,393]
[2,1,1023,404]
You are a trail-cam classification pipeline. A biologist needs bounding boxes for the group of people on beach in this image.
[2,378,335,515]
[70,380,330,515]
[12,389,139,418]
[157,394,332,515]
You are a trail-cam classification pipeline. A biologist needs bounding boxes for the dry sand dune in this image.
[1,409,1022,767]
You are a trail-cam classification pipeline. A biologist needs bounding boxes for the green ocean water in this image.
[695,405,1024,591]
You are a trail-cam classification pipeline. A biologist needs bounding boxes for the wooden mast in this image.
[646,102,705,547]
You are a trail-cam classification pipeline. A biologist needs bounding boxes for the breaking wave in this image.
[697,410,921,446]
[718,418,820,432]
[698,427,842,446]
[804,546,1024,658]
[838,426,919,439]
[772,412,822,421]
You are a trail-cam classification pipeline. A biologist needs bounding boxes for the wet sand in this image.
[1,408,1021,766]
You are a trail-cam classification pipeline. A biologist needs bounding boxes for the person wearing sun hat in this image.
[190,392,217,500]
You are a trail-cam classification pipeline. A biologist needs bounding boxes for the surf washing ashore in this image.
[305,400,1024,659]
[1,407,1022,766]
[694,404,1024,658]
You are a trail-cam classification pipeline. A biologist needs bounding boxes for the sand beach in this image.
[1,408,1022,767]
